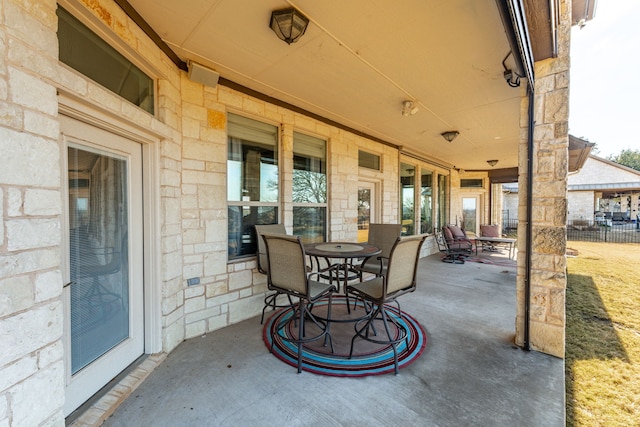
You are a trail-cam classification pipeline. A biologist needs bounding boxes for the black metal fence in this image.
[502,219,518,238]
[499,219,640,243]
[567,219,640,243]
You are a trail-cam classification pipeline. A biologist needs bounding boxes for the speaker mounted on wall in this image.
[187,61,220,88]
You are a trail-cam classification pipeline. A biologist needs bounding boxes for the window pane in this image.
[401,163,415,235]
[358,188,371,231]
[461,179,483,188]
[420,171,433,233]
[227,114,279,260]
[293,207,326,244]
[227,114,278,202]
[293,133,326,204]
[228,206,278,258]
[359,150,380,170]
[438,174,449,228]
[462,197,477,234]
[57,8,154,114]
[68,147,129,373]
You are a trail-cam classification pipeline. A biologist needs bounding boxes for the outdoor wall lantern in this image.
[487,159,499,167]
[441,131,460,142]
[270,8,309,44]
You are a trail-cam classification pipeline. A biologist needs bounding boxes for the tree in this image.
[607,149,640,171]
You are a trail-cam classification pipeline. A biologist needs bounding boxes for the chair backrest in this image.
[434,229,448,252]
[385,235,426,295]
[367,223,402,258]
[255,224,287,274]
[446,224,467,240]
[262,234,309,296]
[480,224,500,238]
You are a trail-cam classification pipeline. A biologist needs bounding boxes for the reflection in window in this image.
[292,132,326,243]
[57,7,154,114]
[438,174,449,229]
[401,163,415,235]
[462,197,477,234]
[227,114,279,259]
[358,188,371,231]
[68,146,129,373]
[420,171,433,233]
[358,150,380,171]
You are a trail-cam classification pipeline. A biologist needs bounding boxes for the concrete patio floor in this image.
[100,251,565,427]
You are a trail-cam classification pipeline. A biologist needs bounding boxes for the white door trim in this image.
[59,94,162,355]
[59,96,163,415]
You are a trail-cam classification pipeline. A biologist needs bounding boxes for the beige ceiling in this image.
[127,0,523,170]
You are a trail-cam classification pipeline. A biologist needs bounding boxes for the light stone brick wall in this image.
[569,156,640,185]
[174,83,406,340]
[1,0,66,426]
[567,190,595,221]
[515,0,572,358]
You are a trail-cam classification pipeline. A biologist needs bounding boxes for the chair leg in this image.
[297,299,305,374]
[261,292,296,325]
[379,308,400,375]
[323,293,334,353]
[349,304,382,358]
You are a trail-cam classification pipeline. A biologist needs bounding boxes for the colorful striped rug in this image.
[263,297,427,376]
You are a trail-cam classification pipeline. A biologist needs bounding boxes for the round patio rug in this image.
[263,297,426,376]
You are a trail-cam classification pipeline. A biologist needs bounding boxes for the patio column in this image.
[515,2,571,358]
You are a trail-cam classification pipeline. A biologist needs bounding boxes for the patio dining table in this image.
[304,242,381,294]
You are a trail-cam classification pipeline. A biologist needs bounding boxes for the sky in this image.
[569,0,640,158]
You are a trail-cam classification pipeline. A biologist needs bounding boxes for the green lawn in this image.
[566,241,640,426]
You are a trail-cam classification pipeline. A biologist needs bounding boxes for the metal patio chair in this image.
[263,233,338,373]
[255,224,295,324]
[346,234,426,375]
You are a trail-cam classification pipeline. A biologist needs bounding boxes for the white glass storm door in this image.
[62,115,144,415]
[358,182,378,242]
[462,196,480,235]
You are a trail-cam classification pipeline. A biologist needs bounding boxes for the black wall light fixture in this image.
[270,8,309,44]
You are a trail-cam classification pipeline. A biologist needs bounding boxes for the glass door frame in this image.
[461,194,482,236]
[59,96,162,415]
[357,180,380,242]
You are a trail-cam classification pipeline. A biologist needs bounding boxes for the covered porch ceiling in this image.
[126,0,529,171]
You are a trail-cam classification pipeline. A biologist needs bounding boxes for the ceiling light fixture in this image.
[441,131,459,142]
[487,159,499,167]
[401,100,419,116]
[269,8,309,45]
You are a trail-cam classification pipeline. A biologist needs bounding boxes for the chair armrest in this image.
[307,263,341,281]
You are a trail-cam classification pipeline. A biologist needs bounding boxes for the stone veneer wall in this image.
[0,0,64,426]
[567,190,595,221]
[515,0,571,358]
[1,0,66,425]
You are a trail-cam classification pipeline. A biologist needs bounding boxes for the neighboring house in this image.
[0,0,593,425]
[568,155,640,222]
[504,136,640,224]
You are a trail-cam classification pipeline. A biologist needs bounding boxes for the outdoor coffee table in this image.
[475,236,516,259]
